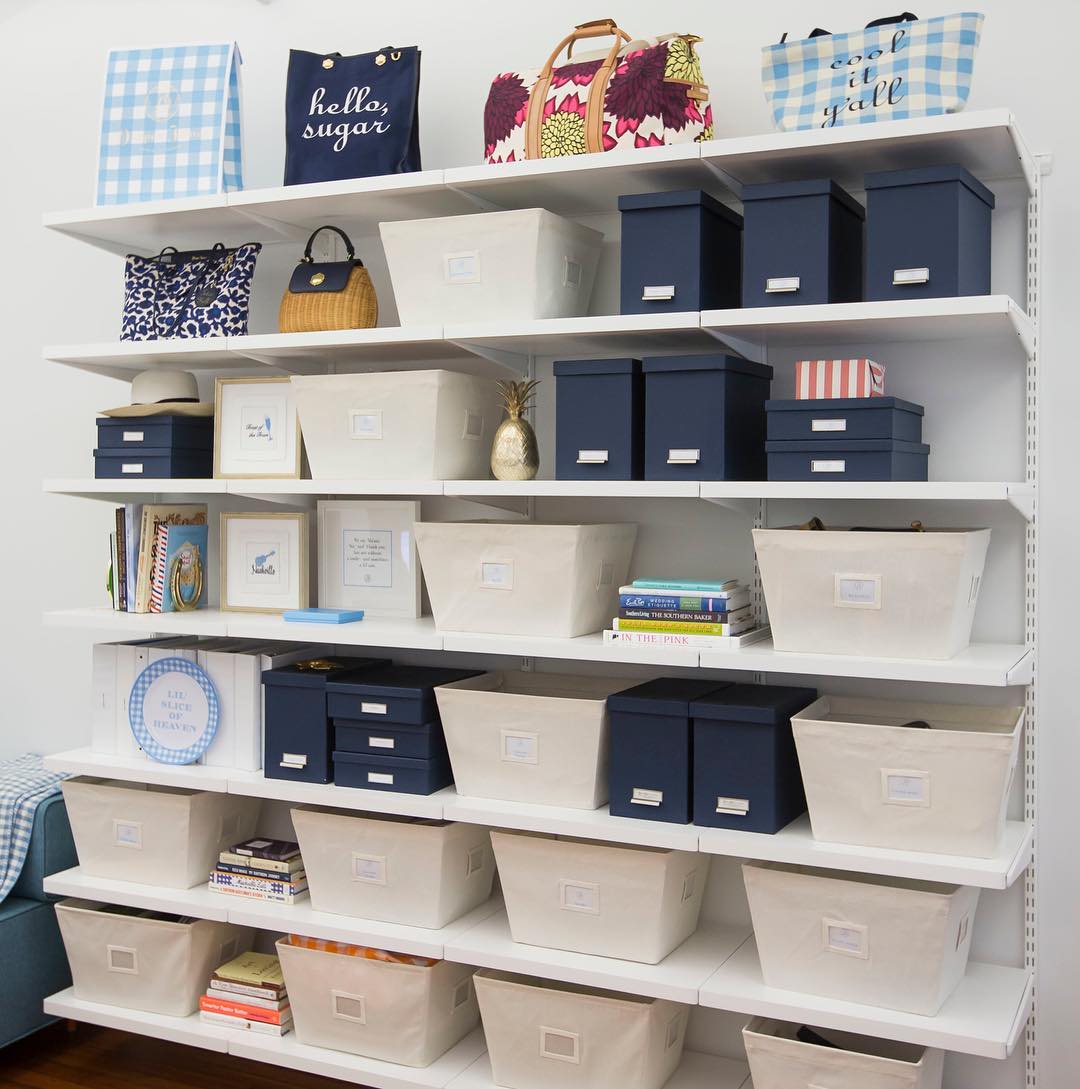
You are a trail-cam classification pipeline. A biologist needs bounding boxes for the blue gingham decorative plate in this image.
[128,656,220,765]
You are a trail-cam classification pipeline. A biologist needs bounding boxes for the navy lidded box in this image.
[608,678,733,824]
[642,354,773,480]
[864,164,995,301]
[93,447,213,479]
[741,179,864,307]
[327,665,482,726]
[766,438,930,481]
[554,358,643,481]
[766,398,925,442]
[691,683,817,834]
[618,190,743,314]
[333,749,453,795]
[96,415,214,450]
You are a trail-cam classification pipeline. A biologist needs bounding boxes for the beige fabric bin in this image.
[475,969,689,1089]
[292,808,495,929]
[436,672,633,809]
[415,522,637,638]
[793,696,1024,857]
[56,899,251,1016]
[743,862,980,1015]
[491,831,707,964]
[743,1017,945,1089]
[276,937,478,1066]
[61,777,261,889]
[753,527,990,659]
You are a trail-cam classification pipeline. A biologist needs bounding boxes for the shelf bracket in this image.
[1006,488,1035,521]
[701,327,767,365]
[701,496,760,519]
[224,346,327,376]
[447,339,530,375]
[229,206,310,242]
[444,183,509,213]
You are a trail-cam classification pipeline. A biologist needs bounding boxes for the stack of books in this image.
[208,837,309,905]
[604,578,770,649]
[199,951,291,1036]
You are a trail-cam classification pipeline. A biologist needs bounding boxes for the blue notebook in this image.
[283,608,365,624]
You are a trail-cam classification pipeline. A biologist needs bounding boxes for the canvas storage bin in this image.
[492,831,707,964]
[414,522,637,638]
[290,371,499,480]
[743,1017,945,1089]
[435,672,634,809]
[56,899,251,1016]
[475,969,689,1089]
[379,209,603,324]
[792,695,1024,857]
[743,863,980,1015]
[276,937,478,1066]
[753,527,990,659]
[61,778,261,889]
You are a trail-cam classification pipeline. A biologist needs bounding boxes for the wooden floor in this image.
[0,1022,365,1088]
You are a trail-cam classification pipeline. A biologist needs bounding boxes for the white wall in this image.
[0,1,1077,1085]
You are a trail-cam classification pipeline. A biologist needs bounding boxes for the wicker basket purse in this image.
[279,224,378,333]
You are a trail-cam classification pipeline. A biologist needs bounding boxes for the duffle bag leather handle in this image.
[301,224,358,264]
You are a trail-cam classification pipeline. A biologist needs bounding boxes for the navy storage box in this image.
[334,719,444,760]
[618,190,743,314]
[766,438,930,481]
[766,397,924,442]
[608,678,733,824]
[327,665,482,726]
[333,749,453,795]
[642,354,773,480]
[96,415,214,451]
[741,179,864,307]
[554,358,643,480]
[692,683,817,833]
[865,165,995,301]
[262,657,388,784]
[93,447,213,479]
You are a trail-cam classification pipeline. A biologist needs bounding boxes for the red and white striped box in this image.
[795,359,885,399]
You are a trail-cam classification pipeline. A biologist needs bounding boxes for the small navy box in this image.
[96,414,214,451]
[618,190,743,314]
[642,354,773,480]
[93,447,213,479]
[766,398,924,442]
[692,683,817,833]
[333,749,453,795]
[766,438,930,481]
[327,665,482,726]
[554,358,643,480]
[865,164,995,301]
[334,719,444,760]
[741,179,864,307]
[608,678,733,824]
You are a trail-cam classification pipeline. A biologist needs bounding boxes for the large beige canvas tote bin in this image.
[61,777,261,889]
[753,527,990,659]
[743,863,980,1015]
[415,522,637,638]
[56,899,251,1016]
[379,209,603,324]
[474,969,689,1089]
[291,370,498,480]
[435,672,632,809]
[793,696,1024,857]
[743,1017,945,1089]
[291,808,495,929]
[276,938,478,1066]
[491,830,707,963]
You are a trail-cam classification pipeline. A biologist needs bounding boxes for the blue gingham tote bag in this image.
[96,42,244,205]
[762,13,984,132]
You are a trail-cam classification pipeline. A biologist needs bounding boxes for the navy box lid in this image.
[97,414,213,429]
[765,438,930,454]
[553,358,641,377]
[692,683,818,725]
[765,397,924,416]
[618,189,743,227]
[864,164,995,209]
[94,446,199,457]
[262,656,389,690]
[608,677,734,717]
[741,178,865,220]
[327,665,482,698]
[641,354,774,381]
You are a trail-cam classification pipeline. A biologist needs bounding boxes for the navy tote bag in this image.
[284,46,421,185]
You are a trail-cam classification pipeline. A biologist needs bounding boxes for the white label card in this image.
[368,771,394,785]
[766,275,800,293]
[445,251,480,284]
[348,409,382,440]
[824,919,869,959]
[835,573,882,609]
[811,418,847,432]
[107,946,138,975]
[540,1027,580,1063]
[811,459,846,473]
[351,854,387,885]
[716,796,750,815]
[642,284,676,300]
[559,879,600,914]
[122,431,145,443]
[577,449,609,464]
[501,731,538,764]
[281,752,308,768]
[463,410,484,440]
[113,819,142,849]
[667,448,700,464]
[480,561,513,590]
[563,257,582,288]
[332,991,366,1024]
[368,736,395,749]
[361,701,388,715]
[632,787,663,806]
[893,267,931,285]
[121,463,144,474]
[882,768,931,806]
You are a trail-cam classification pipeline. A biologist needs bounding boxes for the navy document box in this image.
[766,439,930,482]
[94,414,213,479]
[554,358,643,480]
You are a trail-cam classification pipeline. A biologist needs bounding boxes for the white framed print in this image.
[221,512,309,613]
[318,500,421,619]
[214,376,302,479]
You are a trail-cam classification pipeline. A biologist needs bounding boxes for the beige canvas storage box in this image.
[415,522,637,638]
[753,527,990,659]
[56,899,251,1016]
[291,808,495,929]
[61,777,261,889]
[379,209,603,324]
[743,1017,945,1089]
[435,672,633,809]
[793,696,1024,857]
[743,862,980,1015]
[491,830,707,964]
[276,938,478,1066]
[290,371,499,480]
[475,969,689,1089]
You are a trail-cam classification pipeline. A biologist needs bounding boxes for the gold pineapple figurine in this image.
[491,378,541,481]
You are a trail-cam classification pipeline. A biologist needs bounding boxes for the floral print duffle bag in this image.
[483,19,711,163]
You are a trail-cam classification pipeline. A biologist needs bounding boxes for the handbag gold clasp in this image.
[309,272,325,286]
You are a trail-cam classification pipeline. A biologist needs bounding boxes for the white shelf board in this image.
[43,747,230,791]
[43,867,229,920]
[699,937,1033,1060]
[445,910,749,1005]
[444,479,702,499]
[224,613,443,650]
[44,478,228,499]
[228,478,445,498]
[44,337,238,379]
[44,606,230,637]
[440,629,701,668]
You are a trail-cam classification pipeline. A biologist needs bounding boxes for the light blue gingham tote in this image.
[95,42,244,205]
[762,13,984,132]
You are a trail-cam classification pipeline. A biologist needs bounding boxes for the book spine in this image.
[216,860,307,881]
[618,608,752,624]
[114,508,127,612]
[206,988,287,1012]
[208,884,308,905]
[199,996,290,1024]
[618,593,745,611]
[134,508,155,612]
[631,579,736,593]
[149,525,168,613]
[218,852,300,874]
[125,504,139,612]
[199,1010,291,1035]
[613,618,755,636]
[210,870,308,892]
[604,629,760,649]
[209,979,286,1002]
